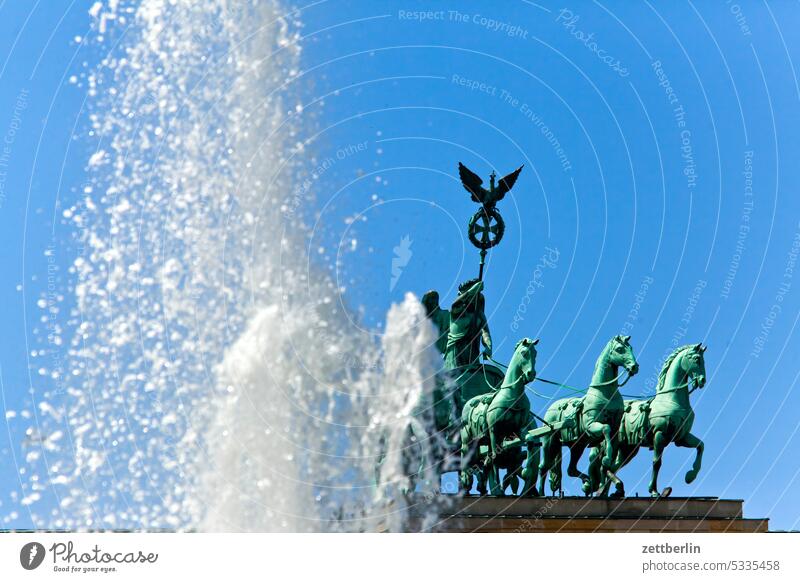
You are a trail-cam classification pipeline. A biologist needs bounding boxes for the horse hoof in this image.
[661,486,672,498]
[685,470,697,484]
[610,488,625,499]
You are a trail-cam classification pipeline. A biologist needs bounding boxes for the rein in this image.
[487,356,631,391]
[485,356,699,400]
[478,362,560,439]
[649,381,699,398]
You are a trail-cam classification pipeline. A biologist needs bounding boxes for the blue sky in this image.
[2,1,800,530]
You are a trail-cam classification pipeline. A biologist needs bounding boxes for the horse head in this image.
[608,334,639,376]
[656,343,707,394]
[681,343,707,388]
[502,337,539,387]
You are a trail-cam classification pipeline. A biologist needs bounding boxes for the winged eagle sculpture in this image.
[458,162,524,211]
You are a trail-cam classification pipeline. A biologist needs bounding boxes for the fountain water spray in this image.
[14,0,447,532]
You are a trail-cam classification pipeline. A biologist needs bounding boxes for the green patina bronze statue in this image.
[460,338,539,496]
[444,279,492,369]
[458,162,524,213]
[391,162,711,502]
[537,335,639,496]
[601,343,707,497]
[458,162,523,279]
[421,290,450,354]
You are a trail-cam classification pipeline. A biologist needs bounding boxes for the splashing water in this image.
[200,294,445,532]
[16,0,448,531]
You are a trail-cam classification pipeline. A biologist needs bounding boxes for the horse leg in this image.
[476,465,488,496]
[502,468,512,494]
[517,417,538,497]
[551,451,563,496]
[459,429,471,493]
[595,436,624,497]
[487,424,502,496]
[649,430,667,497]
[585,420,613,468]
[601,468,623,498]
[488,465,502,496]
[604,448,621,498]
[465,435,486,496]
[410,420,432,493]
[504,462,523,496]
[609,443,637,497]
[566,441,590,494]
[676,432,704,484]
[458,427,477,495]
[522,442,540,497]
[587,446,603,496]
[537,434,553,496]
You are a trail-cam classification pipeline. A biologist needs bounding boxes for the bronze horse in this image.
[537,335,639,496]
[460,338,538,496]
[602,343,707,497]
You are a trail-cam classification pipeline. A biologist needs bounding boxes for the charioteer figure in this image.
[422,162,520,367]
[444,278,492,370]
